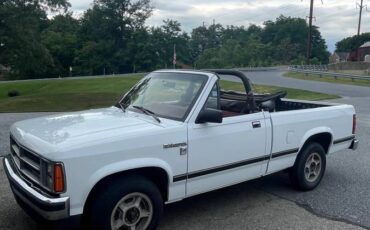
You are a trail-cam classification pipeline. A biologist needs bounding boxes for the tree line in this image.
[335,33,370,52]
[0,0,330,80]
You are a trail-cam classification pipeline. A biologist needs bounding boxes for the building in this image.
[348,41,370,62]
[365,55,370,62]
[358,42,370,61]
[329,52,349,63]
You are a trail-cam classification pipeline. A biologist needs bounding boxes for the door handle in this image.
[252,121,261,128]
[180,147,187,155]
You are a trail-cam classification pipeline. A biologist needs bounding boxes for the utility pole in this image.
[306,0,314,64]
[356,0,368,61]
[357,0,368,36]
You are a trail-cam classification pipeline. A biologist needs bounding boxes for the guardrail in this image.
[290,65,328,71]
[289,67,370,82]
[236,67,280,72]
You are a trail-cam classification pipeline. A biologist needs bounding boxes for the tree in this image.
[190,23,223,58]
[335,33,370,52]
[76,0,152,75]
[196,16,330,68]
[0,0,70,79]
[147,20,192,69]
[221,25,261,43]
[310,26,330,64]
[261,15,329,64]
[41,14,79,77]
[1,6,332,79]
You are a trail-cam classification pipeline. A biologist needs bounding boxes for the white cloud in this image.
[68,0,370,52]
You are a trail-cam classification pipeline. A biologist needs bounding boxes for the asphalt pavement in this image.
[244,70,370,98]
[0,70,369,229]
[0,160,362,230]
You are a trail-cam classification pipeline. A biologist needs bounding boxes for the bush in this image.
[8,90,20,97]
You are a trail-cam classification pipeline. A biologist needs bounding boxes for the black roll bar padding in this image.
[205,69,257,112]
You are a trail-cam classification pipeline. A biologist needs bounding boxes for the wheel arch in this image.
[299,128,333,154]
[82,159,172,215]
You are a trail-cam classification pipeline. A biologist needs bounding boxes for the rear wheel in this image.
[290,142,326,191]
[88,175,163,230]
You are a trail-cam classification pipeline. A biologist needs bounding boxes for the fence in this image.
[289,67,370,82]
[236,67,280,72]
[290,65,328,71]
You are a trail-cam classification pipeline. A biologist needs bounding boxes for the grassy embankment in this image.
[285,72,370,87]
[334,70,369,76]
[0,75,338,112]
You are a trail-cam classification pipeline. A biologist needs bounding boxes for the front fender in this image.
[80,158,173,211]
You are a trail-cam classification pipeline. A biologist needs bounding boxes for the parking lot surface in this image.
[1,70,369,229]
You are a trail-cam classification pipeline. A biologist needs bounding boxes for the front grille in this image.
[10,135,42,185]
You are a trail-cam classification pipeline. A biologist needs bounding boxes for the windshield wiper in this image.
[117,101,126,113]
[133,106,161,123]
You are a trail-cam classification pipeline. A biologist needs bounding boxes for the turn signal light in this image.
[54,164,65,193]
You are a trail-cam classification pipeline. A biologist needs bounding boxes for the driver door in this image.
[186,82,268,196]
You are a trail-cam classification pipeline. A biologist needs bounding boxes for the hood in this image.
[10,107,166,155]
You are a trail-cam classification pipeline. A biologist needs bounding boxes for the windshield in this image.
[119,72,208,121]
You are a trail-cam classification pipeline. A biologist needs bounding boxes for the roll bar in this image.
[204,69,253,94]
[205,69,256,112]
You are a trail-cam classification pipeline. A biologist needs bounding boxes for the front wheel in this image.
[88,175,163,230]
[290,142,326,191]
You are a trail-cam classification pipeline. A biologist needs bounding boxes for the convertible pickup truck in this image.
[3,70,358,230]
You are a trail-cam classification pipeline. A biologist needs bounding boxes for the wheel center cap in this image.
[125,207,140,224]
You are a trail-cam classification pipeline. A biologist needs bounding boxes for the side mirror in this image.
[195,109,223,124]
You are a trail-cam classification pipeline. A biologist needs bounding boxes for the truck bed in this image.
[220,90,330,113]
[275,98,329,111]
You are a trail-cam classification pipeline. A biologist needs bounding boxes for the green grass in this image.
[334,70,370,76]
[285,72,370,87]
[0,76,338,112]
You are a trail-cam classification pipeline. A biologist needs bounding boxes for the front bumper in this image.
[3,156,70,221]
[349,139,359,150]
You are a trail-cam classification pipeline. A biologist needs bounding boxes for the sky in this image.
[69,0,370,52]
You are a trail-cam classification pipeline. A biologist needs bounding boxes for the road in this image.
[0,70,369,229]
[245,70,370,98]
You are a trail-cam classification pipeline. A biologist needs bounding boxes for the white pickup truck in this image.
[4,70,358,230]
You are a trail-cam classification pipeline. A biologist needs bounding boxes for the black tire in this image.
[290,142,326,191]
[88,175,163,230]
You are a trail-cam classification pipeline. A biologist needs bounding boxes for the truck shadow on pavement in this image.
[4,171,329,230]
[6,170,360,230]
